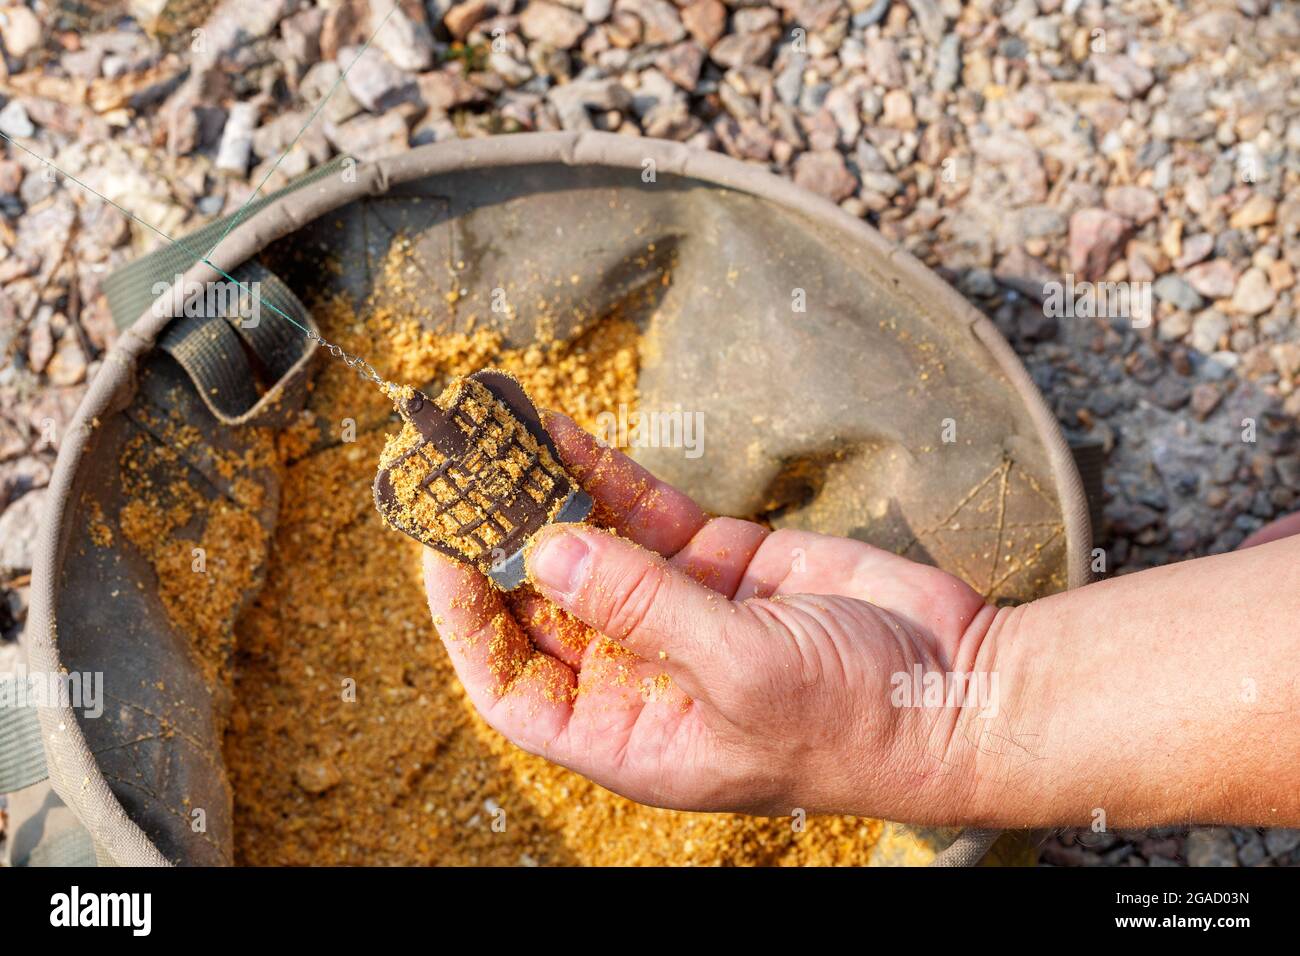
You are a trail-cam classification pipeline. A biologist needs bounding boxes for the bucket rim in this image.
[28,131,1091,866]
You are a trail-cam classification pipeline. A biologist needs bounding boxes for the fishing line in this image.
[0,2,408,387]
[198,2,399,263]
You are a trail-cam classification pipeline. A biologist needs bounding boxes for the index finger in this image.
[544,410,708,556]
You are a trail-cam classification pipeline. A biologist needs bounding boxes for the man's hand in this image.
[425,412,1300,828]
[423,412,1003,824]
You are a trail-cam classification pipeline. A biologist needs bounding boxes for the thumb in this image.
[526,524,736,701]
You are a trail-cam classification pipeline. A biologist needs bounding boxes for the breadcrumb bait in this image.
[116,407,275,692]
[114,238,892,865]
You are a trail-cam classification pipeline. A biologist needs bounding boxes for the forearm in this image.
[964,535,1300,828]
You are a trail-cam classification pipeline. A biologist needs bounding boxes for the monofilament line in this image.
[198,2,400,263]
[0,2,408,388]
[0,127,390,385]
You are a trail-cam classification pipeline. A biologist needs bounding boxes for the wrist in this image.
[944,601,1058,828]
[957,589,1210,829]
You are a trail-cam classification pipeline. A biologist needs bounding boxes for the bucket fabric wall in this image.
[24,132,1091,866]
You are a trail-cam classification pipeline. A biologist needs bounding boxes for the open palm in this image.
[423,412,1000,823]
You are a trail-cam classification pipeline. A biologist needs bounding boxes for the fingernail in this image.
[529,530,590,596]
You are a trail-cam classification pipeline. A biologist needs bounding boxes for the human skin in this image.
[423,411,1300,829]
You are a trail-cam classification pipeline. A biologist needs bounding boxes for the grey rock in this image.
[323,111,410,161]
[709,32,774,69]
[1025,16,1060,50]
[615,0,685,45]
[1236,830,1267,866]
[1276,456,1300,490]
[1154,275,1205,312]
[959,268,998,298]
[630,68,681,116]
[280,8,324,64]
[584,0,613,21]
[1230,267,1275,316]
[251,109,330,162]
[191,0,294,71]
[0,101,35,139]
[490,51,535,86]
[793,149,858,203]
[1018,205,1067,239]
[1263,828,1300,859]
[934,34,961,93]
[0,4,41,58]
[1202,350,1239,379]
[1214,229,1250,262]
[865,36,904,88]
[1068,208,1131,281]
[1185,828,1239,867]
[370,0,435,72]
[1092,53,1155,100]
[799,81,831,113]
[655,42,705,91]
[860,170,902,197]
[521,1,590,49]
[1174,233,1215,270]
[906,0,945,44]
[1106,498,1160,535]
[774,55,805,107]
[1151,375,1191,411]
[62,48,104,80]
[1135,139,1170,168]
[549,78,633,129]
[854,139,887,173]
[1184,259,1236,299]
[1104,185,1160,225]
[301,62,364,124]
[1190,310,1229,353]
[852,0,890,29]
[46,336,87,387]
[680,0,725,46]
[999,36,1028,60]
[215,101,259,175]
[1016,304,1058,343]
[0,489,46,574]
[1000,0,1036,32]
[339,45,415,112]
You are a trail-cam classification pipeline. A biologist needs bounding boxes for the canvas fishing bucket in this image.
[7,131,1091,866]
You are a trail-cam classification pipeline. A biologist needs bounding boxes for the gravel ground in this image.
[1,0,1298,866]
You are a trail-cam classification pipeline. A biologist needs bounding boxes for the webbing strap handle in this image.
[103,154,353,333]
[102,157,349,427]
[154,260,317,426]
